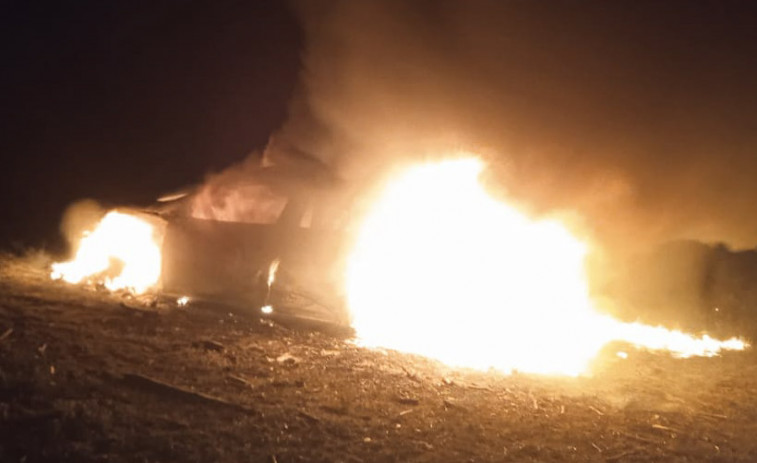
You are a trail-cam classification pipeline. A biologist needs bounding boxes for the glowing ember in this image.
[346,158,747,376]
[51,210,164,294]
[261,305,274,314]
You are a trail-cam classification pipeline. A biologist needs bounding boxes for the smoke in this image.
[59,199,106,255]
[267,0,757,251]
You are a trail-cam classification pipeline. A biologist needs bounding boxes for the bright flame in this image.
[259,259,280,313]
[177,296,190,307]
[51,210,164,294]
[268,259,280,287]
[346,159,747,376]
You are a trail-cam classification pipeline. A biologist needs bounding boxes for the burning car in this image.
[53,161,355,326]
[51,157,747,376]
[163,171,353,324]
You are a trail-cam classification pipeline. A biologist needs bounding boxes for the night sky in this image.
[1,1,301,249]
[3,1,757,252]
[275,0,757,249]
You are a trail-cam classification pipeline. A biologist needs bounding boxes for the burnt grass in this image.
[1,254,756,463]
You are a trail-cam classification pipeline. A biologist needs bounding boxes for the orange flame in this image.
[51,210,164,294]
[261,258,281,314]
[268,259,280,287]
[346,158,747,376]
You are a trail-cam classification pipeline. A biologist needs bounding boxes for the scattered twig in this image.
[397,397,420,406]
[605,450,641,462]
[588,405,605,416]
[443,398,464,411]
[591,442,602,453]
[194,340,224,352]
[652,423,682,434]
[465,383,494,392]
[0,327,13,342]
[620,431,662,446]
[415,440,434,450]
[699,411,728,420]
[662,393,687,404]
[122,373,255,414]
[298,410,321,423]
[227,375,254,388]
[401,367,421,383]
[399,408,415,416]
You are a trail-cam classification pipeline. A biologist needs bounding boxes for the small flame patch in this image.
[51,210,164,294]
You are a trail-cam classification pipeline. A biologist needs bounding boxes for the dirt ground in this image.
[1,253,756,463]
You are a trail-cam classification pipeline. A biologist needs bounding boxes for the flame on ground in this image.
[268,259,281,287]
[261,258,281,314]
[51,210,164,294]
[346,158,747,376]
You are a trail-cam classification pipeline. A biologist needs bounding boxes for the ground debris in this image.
[1,254,756,463]
[442,398,464,411]
[699,410,729,420]
[651,423,682,435]
[605,449,642,462]
[401,366,422,383]
[620,431,664,446]
[194,339,225,352]
[0,327,13,342]
[297,410,321,423]
[227,374,254,388]
[121,372,256,414]
[396,396,420,406]
[276,352,301,364]
[415,440,434,450]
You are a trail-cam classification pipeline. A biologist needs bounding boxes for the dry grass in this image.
[0,254,755,462]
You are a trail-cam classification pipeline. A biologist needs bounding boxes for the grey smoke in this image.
[267,0,757,250]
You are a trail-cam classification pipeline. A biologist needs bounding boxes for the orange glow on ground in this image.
[346,159,746,376]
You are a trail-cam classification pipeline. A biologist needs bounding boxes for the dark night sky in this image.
[1,1,301,249]
[3,1,757,252]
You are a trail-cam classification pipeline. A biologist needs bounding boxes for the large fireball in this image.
[346,159,745,376]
